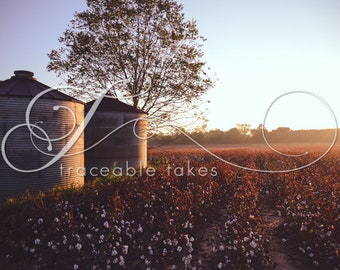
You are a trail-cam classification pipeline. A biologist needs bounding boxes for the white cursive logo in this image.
[1,87,337,174]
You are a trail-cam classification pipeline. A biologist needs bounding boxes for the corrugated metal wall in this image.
[0,96,84,198]
[85,110,147,181]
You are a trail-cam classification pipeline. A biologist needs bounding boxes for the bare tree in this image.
[47,0,213,127]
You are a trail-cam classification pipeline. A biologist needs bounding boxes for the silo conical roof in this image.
[86,95,146,114]
[0,70,82,103]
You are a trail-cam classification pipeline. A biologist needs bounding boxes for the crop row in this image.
[0,147,339,269]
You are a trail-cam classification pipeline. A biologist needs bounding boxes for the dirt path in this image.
[261,210,304,270]
[191,209,306,269]
[192,209,228,269]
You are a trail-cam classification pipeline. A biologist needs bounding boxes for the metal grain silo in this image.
[0,70,84,198]
[85,95,147,181]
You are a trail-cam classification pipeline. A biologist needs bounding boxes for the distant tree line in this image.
[149,124,339,146]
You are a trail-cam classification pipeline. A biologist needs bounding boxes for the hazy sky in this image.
[1,0,340,131]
